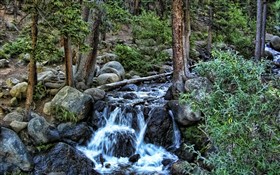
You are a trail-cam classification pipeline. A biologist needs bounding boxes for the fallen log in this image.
[97,72,172,91]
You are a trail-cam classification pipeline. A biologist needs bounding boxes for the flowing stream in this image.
[78,83,179,175]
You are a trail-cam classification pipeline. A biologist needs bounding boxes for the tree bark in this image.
[25,4,38,116]
[260,0,267,57]
[64,36,73,87]
[97,72,172,91]
[255,0,263,60]
[183,0,191,77]
[171,0,188,99]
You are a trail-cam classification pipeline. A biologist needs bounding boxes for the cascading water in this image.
[78,83,179,175]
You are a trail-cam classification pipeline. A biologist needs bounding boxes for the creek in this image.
[78,82,180,175]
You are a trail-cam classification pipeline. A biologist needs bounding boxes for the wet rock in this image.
[33,142,99,175]
[270,35,280,51]
[97,73,120,85]
[174,143,195,162]
[129,154,140,163]
[0,127,33,173]
[51,86,92,122]
[10,82,28,99]
[28,115,60,145]
[145,107,174,148]
[10,121,28,133]
[123,92,137,100]
[171,160,209,175]
[84,88,106,101]
[120,84,138,91]
[3,111,24,122]
[98,61,125,80]
[57,122,92,144]
[168,100,201,126]
[0,59,9,68]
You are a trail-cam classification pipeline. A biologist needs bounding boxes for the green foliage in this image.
[54,106,78,123]
[0,37,31,58]
[181,49,280,174]
[34,82,47,100]
[35,143,54,152]
[132,11,172,45]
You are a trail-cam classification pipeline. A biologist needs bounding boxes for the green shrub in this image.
[54,106,78,123]
[132,11,172,45]
[181,49,280,174]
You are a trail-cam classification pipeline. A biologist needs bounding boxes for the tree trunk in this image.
[133,0,140,15]
[260,0,267,57]
[183,0,191,77]
[255,0,263,60]
[64,36,73,87]
[171,0,188,99]
[25,5,38,116]
[13,0,18,20]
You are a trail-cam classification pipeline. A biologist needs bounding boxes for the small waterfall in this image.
[78,105,178,175]
[168,110,181,150]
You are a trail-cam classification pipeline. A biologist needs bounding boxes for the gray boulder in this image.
[10,121,28,133]
[184,77,212,100]
[83,88,106,101]
[97,53,118,64]
[10,82,28,99]
[0,59,9,68]
[270,35,280,51]
[28,115,60,145]
[0,127,33,173]
[3,111,24,123]
[33,142,99,175]
[98,61,125,79]
[97,73,120,85]
[51,86,92,122]
[168,100,201,126]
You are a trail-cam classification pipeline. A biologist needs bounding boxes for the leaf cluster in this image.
[181,49,280,174]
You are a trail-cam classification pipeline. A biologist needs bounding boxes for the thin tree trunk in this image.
[255,0,263,60]
[260,0,267,57]
[206,3,213,58]
[133,0,140,15]
[64,36,73,87]
[172,0,187,99]
[85,13,101,86]
[13,0,18,20]
[25,5,38,116]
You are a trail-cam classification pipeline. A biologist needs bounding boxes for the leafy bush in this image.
[54,106,78,123]
[132,11,172,45]
[182,49,280,174]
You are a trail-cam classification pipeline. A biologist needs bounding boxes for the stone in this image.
[28,115,60,145]
[57,122,92,144]
[171,160,209,175]
[159,65,173,73]
[0,127,33,173]
[98,61,125,79]
[33,142,99,175]
[123,92,138,100]
[37,70,56,82]
[44,82,64,89]
[43,102,52,115]
[3,111,24,122]
[184,77,212,100]
[0,59,9,68]
[168,100,201,126]
[10,82,28,99]
[145,107,174,148]
[10,97,18,107]
[270,35,280,51]
[120,84,138,91]
[97,73,120,85]
[97,53,118,64]
[10,121,28,133]
[51,86,92,121]
[6,77,20,88]
[48,89,60,96]
[83,88,106,101]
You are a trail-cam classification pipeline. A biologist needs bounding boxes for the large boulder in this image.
[270,35,280,51]
[145,107,175,148]
[51,86,92,121]
[167,100,201,126]
[184,77,212,100]
[98,61,125,79]
[10,82,28,99]
[83,88,106,101]
[97,73,120,85]
[3,111,24,123]
[33,142,99,175]
[28,115,60,145]
[0,127,33,173]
